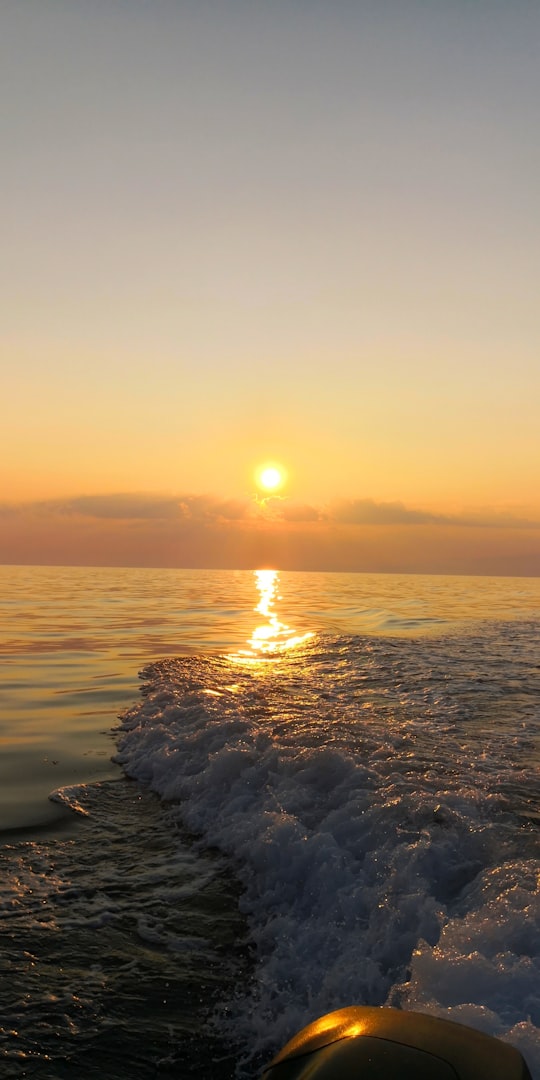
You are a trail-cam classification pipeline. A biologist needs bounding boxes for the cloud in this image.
[0,493,254,523]
[280,502,322,523]
[51,493,185,520]
[213,498,251,521]
[247,496,323,523]
[330,499,444,526]
[452,509,540,530]
[327,499,540,530]
[0,490,539,574]
[176,495,252,521]
[1,492,539,532]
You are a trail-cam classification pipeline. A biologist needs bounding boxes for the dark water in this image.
[0,780,251,1078]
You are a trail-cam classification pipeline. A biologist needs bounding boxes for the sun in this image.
[256,463,286,492]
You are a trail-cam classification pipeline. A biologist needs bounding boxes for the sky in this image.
[1,0,539,574]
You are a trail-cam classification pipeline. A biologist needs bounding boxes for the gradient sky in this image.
[2,1,539,573]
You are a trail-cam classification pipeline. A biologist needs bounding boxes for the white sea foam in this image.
[115,629,540,1075]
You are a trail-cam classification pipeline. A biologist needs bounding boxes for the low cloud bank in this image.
[1,492,539,574]
[331,499,444,526]
[34,493,252,522]
[2,492,539,530]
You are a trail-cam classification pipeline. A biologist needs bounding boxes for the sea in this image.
[1,565,539,1079]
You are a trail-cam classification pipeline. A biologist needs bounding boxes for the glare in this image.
[229,569,313,663]
[256,464,286,492]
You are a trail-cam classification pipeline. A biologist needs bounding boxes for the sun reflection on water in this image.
[231,569,313,663]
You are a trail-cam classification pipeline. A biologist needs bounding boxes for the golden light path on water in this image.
[231,569,313,662]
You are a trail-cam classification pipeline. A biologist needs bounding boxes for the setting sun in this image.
[256,464,286,492]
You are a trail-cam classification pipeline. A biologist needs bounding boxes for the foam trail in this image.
[115,629,540,1075]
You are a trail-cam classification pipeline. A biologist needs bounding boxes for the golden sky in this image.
[1,1,539,573]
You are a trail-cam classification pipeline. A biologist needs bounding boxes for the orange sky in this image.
[1,2,539,574]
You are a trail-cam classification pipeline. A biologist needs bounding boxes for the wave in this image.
[114,630,540,1075]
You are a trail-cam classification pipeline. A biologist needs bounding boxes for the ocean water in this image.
[0,565,539,1078]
